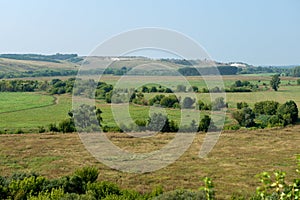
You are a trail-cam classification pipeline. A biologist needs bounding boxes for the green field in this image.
[0,92,55,113]
[0,76,300,133]
[0,94,71,132]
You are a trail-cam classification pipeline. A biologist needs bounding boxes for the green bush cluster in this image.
[233,100,298,128]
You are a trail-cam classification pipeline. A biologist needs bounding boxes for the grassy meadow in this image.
[0,126,299,199]
[0,74,299,199]
[1,75,299,132]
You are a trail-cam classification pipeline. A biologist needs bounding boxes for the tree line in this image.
[45,104,213,134]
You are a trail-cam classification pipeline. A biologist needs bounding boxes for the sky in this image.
[0,0,299,66]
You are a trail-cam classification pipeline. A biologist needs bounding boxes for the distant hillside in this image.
[0,53,295,78]
[0,53,83,63]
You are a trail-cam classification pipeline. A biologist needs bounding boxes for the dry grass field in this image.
[0,125,299,199]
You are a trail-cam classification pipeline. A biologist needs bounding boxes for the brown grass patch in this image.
[0,126,299,199]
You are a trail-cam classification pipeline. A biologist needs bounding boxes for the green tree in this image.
[253,100,279,115]
[212,97,226,111]
[277,100,298,125]
[270,74,281,91]
[159,95,179,108]
[70,104,102,132]
[150,86,158,92]
[191,85,199,92]
[147,113,171,132]
[182,97,195,109]
[198,115,211,132]
[232,107,256,127]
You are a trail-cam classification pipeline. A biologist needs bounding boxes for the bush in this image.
[87,181,121,199]
[254,101,279,115]
[212,97,226,111]
[38,126,46,133]
[182,97,195,109]
[71,104,103,132]
[147,113,171,132]
[191,86,199,92]
[149,94,165,106]
[61,167,99,194]
[277,100,298,124]
[135,119,147,131]
[150,86,158,93]
[15,128,24,134]
[232,107,256,127]
[154,189,206,200]
[103,126,123,133]
[58,119,76,133]
[197,100,211,110]
[8,176,46,199]
[236,102,248,109]
[160,95,179,108]
[48,123,59,132]
[223,124,240,130]
[198,115,212,132]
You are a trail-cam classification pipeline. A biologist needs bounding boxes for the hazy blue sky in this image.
[0,0,299,65]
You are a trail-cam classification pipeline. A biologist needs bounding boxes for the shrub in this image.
[191,85,199,92]
[141,86,149,93]
[147,113,171,132]
[237,102,248,109]
[87,181,121,199]
[58,119,76,133]
[198,115,212,132]
[182,97,195,109]
[150,86,158,92]
[61,167,99,194]
[38,126,46,133]
[71,104,103,132]
[135,119,147,131]
[15,128,24,134]
[149,94,165,106]
[268,115,283,127]
[232,107,256,127]
[48,123,59,132]
[165,88,173,93]
[212,97,226,111]
[8,176,46,199]
[253,101,279,115]
[154,189,206,200]
[223,124,240,130]
[277,100,298,124]
[160,95,179,108]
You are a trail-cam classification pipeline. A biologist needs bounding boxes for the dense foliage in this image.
[233,100,298,128]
